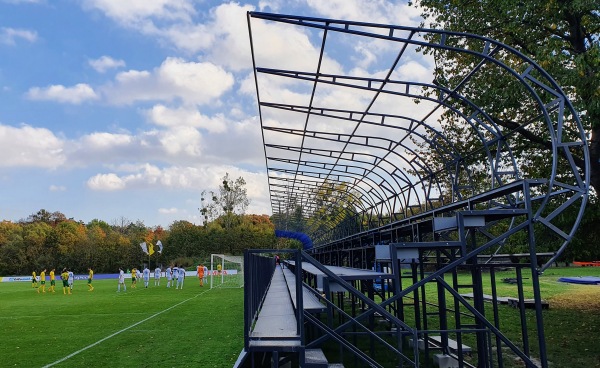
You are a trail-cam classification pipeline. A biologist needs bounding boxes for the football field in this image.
[0,278,244,367]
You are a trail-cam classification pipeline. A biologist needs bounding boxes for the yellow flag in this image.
[149,243,155,256]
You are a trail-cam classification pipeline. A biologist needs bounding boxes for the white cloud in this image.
[89,55,126,73]
[159,22,214,53]
[145,105,227,133]
[103,57,234,106]
[26,83,99,104]
[305,0,421,25]
[49,185,66,191]
[87,173,126,191]
[84,0,218,54]
[86,163,266,193]
[157,126,203,158]
[201,3,254,70]
[257,0,283,12]
[0,27,37,45]
[158,207,178,214]
[87,164,197,191]
[394,60,433,83]
[202,116,264,166]
[241,10,347,74]
[82,1,424,77]
[0,124,65,168]
[80,132,133,149]
[82,1,334,75]
[84,0,195,25]
[66,128,204,168]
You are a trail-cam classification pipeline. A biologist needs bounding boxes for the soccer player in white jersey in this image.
[68,270,74,291]
[177,266,185,289]
[203,265,208,286]
[154,267,161,286]
[117,268,126,292]
[165,266,172,288]
[173,266,179,288]
[143,266,150,288]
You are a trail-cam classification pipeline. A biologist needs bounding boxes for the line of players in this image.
[116,264,209,292]
[31,267,94,294]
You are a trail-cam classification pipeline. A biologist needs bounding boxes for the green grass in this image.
[322,266,600,368]
[0,279,244,368]
[2,267,599,368]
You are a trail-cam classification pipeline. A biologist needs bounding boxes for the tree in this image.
[24,209,67,225]
[0,221,22,245]
[0,221,26,274]
[165,220,207,258]
[305,181,361,243]
[201,173,250,236]
[413,0,599,193]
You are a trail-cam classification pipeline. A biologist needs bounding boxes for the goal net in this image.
[210,254,244,289]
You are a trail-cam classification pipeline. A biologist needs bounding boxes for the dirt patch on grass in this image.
[549,285,600,312]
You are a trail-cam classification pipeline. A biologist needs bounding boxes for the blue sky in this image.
[0,0,423,227]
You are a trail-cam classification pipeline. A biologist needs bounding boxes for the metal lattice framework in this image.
[247,12,590,368]
[248,12,589,271]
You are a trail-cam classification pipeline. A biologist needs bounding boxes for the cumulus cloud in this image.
[85,163,271,214]
[83,0,212,55]
[103,57,234,106]
[157,126,203,158]
[0,27,37,45]
[89,55,126,73]
[202,116,264,166]
[145,105,227,133]
[0,124,65,168]
[87,173,126,191]
[26,83,99,104]
[87,164,198,191]
[80,132,133,149]
[65,128,205,168]
[82,2,335,74]
[86,163,267,197]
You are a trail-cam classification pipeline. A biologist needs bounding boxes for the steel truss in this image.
[248,11,589,368]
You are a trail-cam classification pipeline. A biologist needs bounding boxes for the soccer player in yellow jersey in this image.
[131,268,137,288]
[38,269,46,293]
[32,270,38,289]
[49,269,56,292]
[87,268,94,291]
[61,268,71,295]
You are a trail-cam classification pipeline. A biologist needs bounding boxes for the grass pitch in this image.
[2,267,599,368]
[0,279,244,368]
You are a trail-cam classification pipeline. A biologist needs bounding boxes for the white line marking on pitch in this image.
[42,288,212,368]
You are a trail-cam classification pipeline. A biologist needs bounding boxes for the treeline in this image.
[0,209,286,276]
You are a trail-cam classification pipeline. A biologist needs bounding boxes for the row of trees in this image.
[0,210,295,275]
[0,174,301,276]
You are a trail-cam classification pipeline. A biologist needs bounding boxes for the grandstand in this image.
[238,11,589,368]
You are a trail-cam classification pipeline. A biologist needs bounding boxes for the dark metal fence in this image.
[243,250,277,352]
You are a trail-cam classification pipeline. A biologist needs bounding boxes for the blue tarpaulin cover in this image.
[275,230,313,250]
[557,276,600,285]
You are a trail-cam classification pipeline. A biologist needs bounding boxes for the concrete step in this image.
[305,348,328,368]
[434,353,459,368]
